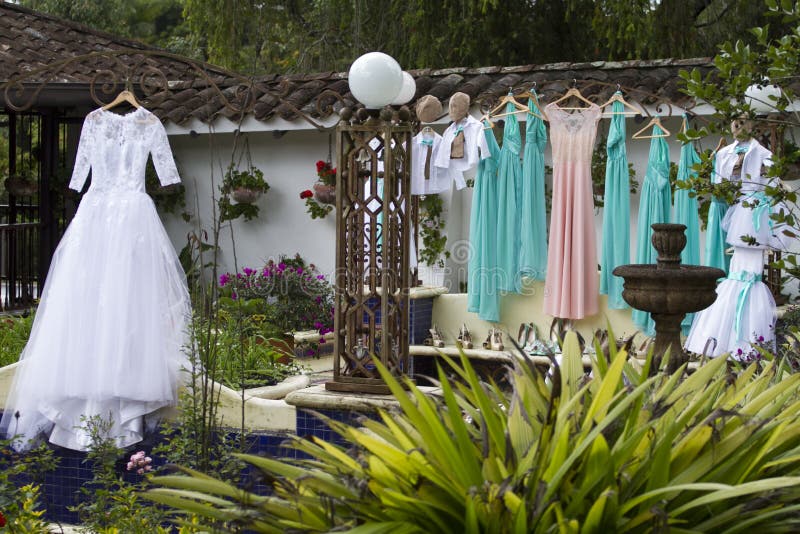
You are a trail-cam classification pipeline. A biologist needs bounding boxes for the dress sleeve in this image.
[68,115,94,192]
[149,119,181,186]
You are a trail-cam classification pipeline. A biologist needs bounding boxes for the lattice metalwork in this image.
[327,110,413,394]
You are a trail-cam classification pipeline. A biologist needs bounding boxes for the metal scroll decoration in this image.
[2,49,347,130]
[327,108,413,395]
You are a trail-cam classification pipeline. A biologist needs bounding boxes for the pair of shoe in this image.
[426,324,445,348]
[457,324,473,349]
[517,322,550,356]
[549,318,586,354]
[482,327,504,351]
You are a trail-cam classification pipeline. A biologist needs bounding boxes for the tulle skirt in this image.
[685,247,775,358]
[1,190,190,451]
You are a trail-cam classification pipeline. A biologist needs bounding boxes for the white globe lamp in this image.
[391,71,416,105]
[744,82,782,114]
[348,52,403,109]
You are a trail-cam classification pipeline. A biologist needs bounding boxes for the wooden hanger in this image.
[102,89,141,111]
[481,90,542,123]
[600,90,642,117]
[519,84,548,120]
[548,82,595,110]
[632,116,671,139]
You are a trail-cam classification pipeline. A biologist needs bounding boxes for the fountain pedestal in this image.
[613,224,725,373]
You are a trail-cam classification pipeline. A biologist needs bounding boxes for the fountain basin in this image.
[613,223,726,373]
[612,264,724,315]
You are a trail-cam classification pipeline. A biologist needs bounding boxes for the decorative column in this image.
[326,53,416,394]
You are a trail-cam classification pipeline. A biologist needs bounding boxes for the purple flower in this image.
[757,335,765,343]
[296,267,303,274]
[219,274,230,286]
[243,267,254,276]
[317,275,325,280]
[319,337,326,344]
[231,292,238,300]
[278,262,286,271]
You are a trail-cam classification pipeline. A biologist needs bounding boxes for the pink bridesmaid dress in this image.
[543,102,601,319]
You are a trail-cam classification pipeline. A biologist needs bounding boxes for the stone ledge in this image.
[410,344,593,367]
[285,383,441,412]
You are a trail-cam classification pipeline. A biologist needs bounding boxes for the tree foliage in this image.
[679,0,800,283]
[18,0,788,73]
[18,0,199,58]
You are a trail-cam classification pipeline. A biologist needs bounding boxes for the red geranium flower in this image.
[0,510,6,527]
[315,160,326,172]
[300,189,313,199]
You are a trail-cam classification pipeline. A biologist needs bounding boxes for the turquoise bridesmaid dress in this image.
[633,125,672,337]
[599,97,630,309]
[519,96,548,281]
[674,133,702,333]
[495,102,523,293]
[704,158,730,274]
[467,123,501,322]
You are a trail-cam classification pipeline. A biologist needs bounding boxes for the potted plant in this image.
[219,164,270,221]
[4,171,37,197]
[418,194,449,268]
[313,160,336,204]
[301,160,336,220]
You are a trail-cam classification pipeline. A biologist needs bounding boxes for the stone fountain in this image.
[613,224,725,373]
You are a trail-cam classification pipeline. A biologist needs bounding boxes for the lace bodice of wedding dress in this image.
[69,107,180,193]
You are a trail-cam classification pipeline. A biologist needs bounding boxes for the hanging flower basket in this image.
[232,187,262,204]
[313,182,336,205]
[4,174,37,197]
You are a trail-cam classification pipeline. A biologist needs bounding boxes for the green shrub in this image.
[147,334,800,532]
[0,312,33,367]
[0,434,56,530]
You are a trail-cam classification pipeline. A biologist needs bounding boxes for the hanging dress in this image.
[674,134,702,332]
[518,97,548,281]
[467,123,502,322]
[704,156,730,273]
[599,98,630,309]
[495,102,523,292]
[0,108,191,451]
[543,102,601,320]
[718,139,787,250]
[685,247,775,358]
[632,125,671,337]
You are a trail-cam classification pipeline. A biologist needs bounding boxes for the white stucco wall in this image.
[161,114,784,292]
[162,128,339,279]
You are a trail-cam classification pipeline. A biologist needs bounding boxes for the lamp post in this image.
[326,53,415,394]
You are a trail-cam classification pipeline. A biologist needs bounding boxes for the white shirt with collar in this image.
[411,130,457,195]
[715,138,773,190]
[434,114,489,189]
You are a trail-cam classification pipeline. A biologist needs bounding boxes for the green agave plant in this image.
[146,333,800,533]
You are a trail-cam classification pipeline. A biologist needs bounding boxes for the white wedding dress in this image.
[0,107,190,451]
